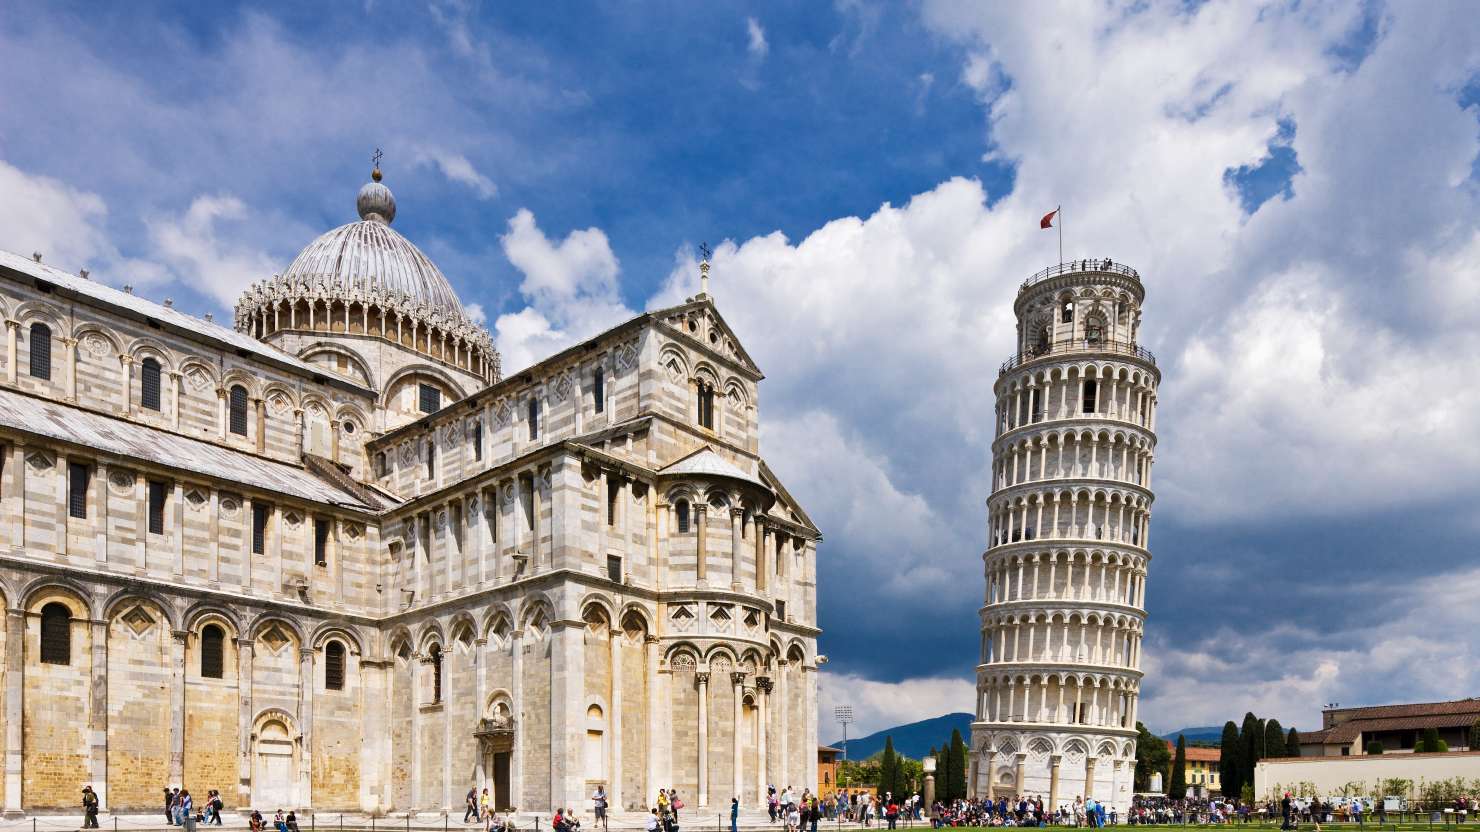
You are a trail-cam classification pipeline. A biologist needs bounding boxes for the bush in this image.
[1366,741,1384,755]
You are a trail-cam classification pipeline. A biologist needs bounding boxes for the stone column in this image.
[754,677,770,804]
[62,336,78,400]
[237,638,255,806]
[609,629,624,810]
[696,671,709,807]
[118,355,133,415]
[552,619,584,811]
[695,505,708,584]
[731,672,745,805]
[90,619,109,806]
[217,388,228,439]
[169,371,182,430]
[4,320,17,385]
[646,636,663,807]
[4,609,23,816]
[299,647,315,807]
[754,519,767,593]
[1014,753,1027,800]
[94,463,109,563]
[511,629,525,809]
[1048,754,1061,816]
[777,661,789,791]
[1084,758,1097,801]
[170,629,188,784]
[984,747,996,801]
[173,481,186,576]
[730,508,743,590]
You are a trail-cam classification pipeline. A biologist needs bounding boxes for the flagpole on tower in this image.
[1058,205,1063,265]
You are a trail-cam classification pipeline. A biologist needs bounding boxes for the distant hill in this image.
[1161,726,1225,744]
[828,713,974,761]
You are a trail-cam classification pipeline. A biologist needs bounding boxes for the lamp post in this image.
[923,755,936,821]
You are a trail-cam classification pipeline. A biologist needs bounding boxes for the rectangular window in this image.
[527,397,539,440]
[698,384,715,429]
[521,473,536,532]
[473,421,483,461]
[426,441,436,479]
[1082,379,1098,414]
[606,477,619,527]
[141,361,162,411]
[607,554,622,583]
[775,600,786,622]
[593,367,606,414]
[68,462,89,519]
[314,517,330,566]
[148,480,167,535]
[252,503,269,555]
[419,383,442,414]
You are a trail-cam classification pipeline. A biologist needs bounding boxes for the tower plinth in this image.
[970,259,1158,814]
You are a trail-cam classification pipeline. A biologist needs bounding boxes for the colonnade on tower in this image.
[970,260,1159,814]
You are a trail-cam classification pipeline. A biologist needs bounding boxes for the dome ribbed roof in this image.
[276,172,467,321]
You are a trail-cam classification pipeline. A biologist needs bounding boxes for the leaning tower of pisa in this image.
[970,260,1158,814]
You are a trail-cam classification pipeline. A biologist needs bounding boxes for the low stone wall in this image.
[1255,752,1480,799]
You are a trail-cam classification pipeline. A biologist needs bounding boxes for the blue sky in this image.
[3,0,1479,739]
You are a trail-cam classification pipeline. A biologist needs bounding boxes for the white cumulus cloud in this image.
[747,17,769,59]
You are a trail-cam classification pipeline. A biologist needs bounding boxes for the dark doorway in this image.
[493,752,512,811]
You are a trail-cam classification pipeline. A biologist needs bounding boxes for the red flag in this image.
[1040,208,1058,229]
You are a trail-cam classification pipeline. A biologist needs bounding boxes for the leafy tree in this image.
[898,756,924,795]
[1264,719,1286,759]
[878,736,902,798]
[934,739,953,801]
[1240,712,1263,788]
[948,729,970,802]
[1366,741,1384,755]
[1417,728,1444,754]
[1169,735,1188,799]
[1286,728,1302,758]
[1220,722,1244,800]
[1134,722,1171,791]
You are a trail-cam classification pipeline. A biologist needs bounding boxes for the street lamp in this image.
[835,705,854,762]
[923,755,937,820]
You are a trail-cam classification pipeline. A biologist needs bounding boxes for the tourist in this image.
[285,811,300,832]
[646,810,660,832]
[481,790,491,826]
[671,790,685,825]
[466,786,480,823]
[1352,799,1363,827]
[885,796,899,830]
[81,786,99,829]
[164,787,175,825]
[731,797,740,832]
[180,790,197,832]
[593,784,609,832]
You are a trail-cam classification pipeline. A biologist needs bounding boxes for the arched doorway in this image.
[253,717,297,809]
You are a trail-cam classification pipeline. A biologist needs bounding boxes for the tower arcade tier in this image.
[970,260,1159,814]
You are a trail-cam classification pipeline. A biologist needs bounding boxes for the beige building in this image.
[0,167,820,815]
[1298,699,1480,757]
[970,260,1157,814]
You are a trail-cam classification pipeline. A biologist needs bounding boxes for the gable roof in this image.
[650,296,764,378]
[0,249,374,397]
[759,459,820,536]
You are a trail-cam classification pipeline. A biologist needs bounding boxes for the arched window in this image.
[200,624,225,679]
[1060,299,1074,324]
[1085,315,1105,344]
[39,602,71,665]
[374,452,387,478]
[429,644,443,702]
[1035,325,1052,355]
[697,382,715,429]
[141,357,162,411]
[675,500,690,534]
[1082,379,1099,414]
[228,385,248,436]
[28,322,52,379]
[325,640,346,691]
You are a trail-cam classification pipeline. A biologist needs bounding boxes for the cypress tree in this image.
[1169,735,1188,799]
[936,737,954,801]
[1220,721,1243,799]
[1286,728,1302,758]
[1264,719,1286,759]
[879,736,900,797]
[1240,712,1262,788]
[949,729,969,802]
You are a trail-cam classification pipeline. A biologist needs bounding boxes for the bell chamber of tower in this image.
[969,259,1159,815]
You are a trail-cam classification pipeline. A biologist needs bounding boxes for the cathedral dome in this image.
[235,167,499,383]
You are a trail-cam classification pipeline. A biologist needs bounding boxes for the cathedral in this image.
[0,167,821,815]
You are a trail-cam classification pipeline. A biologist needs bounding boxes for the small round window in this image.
[343,422,356,434]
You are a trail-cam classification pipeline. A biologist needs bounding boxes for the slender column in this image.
[609,629,624,811]
[4,321,17,385]
[164,629,188,784]
[217,388,228,439]
[734,669,745,805]
[755,677,770,803]
[777,661,790,792]
[1084,758,1097,800]
[694,670,710,807]
[1014,753,1027,798]
[236,638,254,805]
[510,629,525,808]
[169,371,182,430]
[695,504,708,584]
[4,609,24,814]
[984,748,996,801]
[63,336,78,399]
[89,619,109,806]
[647,637,664,805]
[1048,755,1061,817]
[299,647,315,806]
[755,520,768,592]
[730,508,743,590]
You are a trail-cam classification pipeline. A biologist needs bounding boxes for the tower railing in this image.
[1000,338,1157,373]
[1020,259,1141,292]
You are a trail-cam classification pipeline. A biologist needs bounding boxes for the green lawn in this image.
[937,826,1477,832]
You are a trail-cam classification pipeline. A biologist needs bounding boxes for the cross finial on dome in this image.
[358,155,396,224]
[698,242,712,299]
[372,148,384,181]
